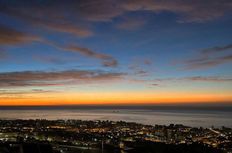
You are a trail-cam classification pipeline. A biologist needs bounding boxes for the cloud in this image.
[0,89,55,99]
[102,59,118,67]
[128,58,152,76]
[0,89,53,95]
[151,83,159,86]
[121,0,232,22]
[33,55,70,65]
[61,44,118,67]
[184,76,232,82]
[76,0,124,21]
[0,1,94,37]
[0,0,231,29]
[0,23,116,67]
[131,75,232,87]
[144,59,152,65]
[0,24,117,67]
[37,22,93,37]
[201,44,232,54]
[0,24,39,45]
[72,0,232,22]
[153,76,232,83]
[0,70,124,88]
[135,70,148,75]
[116,17,146,30]
[183,43,232,69]
[185,54,232,69]
[37,39,118,67]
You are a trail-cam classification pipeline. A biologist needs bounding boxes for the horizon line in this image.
[0,102,232,107]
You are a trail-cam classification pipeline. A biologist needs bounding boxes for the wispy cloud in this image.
[37,22,93,37]
[122,0,232,22]
[0,70,125,88]
[33,55,69,65]
[0,89,53,95]
[153,76,232,83]
[0,24,39,45]
[0,2,94,37]
[184,76,232,82]
[149,76,232,88]
[41,40,119,67]
[150,83,159,86]
[64,45,118,67]
[1,0,231,28]
[128,58,152,77]
[76,0,124,22]
[201,44,232,54]
[131,75,232,87]
[116,17,146,30]
[185,54,232,69]
[0,89,55,99]
[183,43,232,69]
[77,0,232,22]
[0,24,117,67]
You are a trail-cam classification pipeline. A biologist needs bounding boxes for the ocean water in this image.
[0,105,231,128]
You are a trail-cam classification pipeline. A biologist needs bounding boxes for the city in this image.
[0,119,231,153]
[1,0,232,153]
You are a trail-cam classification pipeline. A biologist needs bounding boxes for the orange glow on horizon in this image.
[0,91,231,106]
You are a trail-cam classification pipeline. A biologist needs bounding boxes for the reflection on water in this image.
[0,107,232,128]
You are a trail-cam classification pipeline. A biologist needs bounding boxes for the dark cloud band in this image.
[183,43,232,69]
[0,70,124,88]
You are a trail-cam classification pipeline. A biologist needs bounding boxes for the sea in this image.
[0,105,231,128]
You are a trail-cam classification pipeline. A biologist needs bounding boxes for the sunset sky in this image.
[0,0,232,105]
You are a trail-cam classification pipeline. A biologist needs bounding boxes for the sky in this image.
[0,0,232,105]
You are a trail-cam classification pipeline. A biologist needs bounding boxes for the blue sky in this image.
[0,0,232,105]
